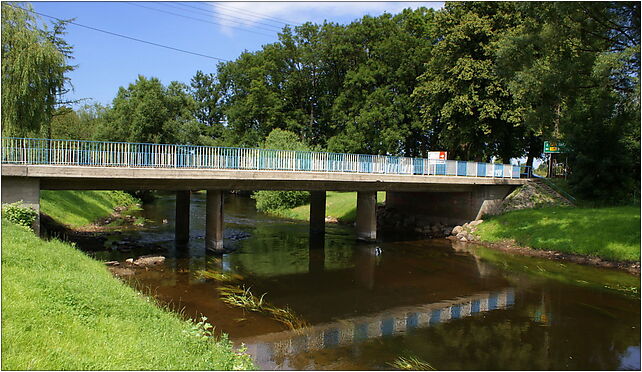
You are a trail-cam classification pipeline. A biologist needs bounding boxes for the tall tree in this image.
[412,2,525,162]
[1,2,75,138]
[93,76,201,145]
[190,70,224,142]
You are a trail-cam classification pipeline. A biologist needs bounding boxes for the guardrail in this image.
[1,137,528,179]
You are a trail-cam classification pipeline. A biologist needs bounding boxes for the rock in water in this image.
[133,255,166,267]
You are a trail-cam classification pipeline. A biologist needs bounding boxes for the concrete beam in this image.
[1,177,40,234]
[356,191,377,242]
[175,191,190,244]
[205,190,224,253]
[309,191,326,237]
[4,165,527,193]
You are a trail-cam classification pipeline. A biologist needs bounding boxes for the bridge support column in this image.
[205,190,224,253]
[356,191,377,242]
[175,191,191,244]
[1,177,40,234]
[309,191,326,237]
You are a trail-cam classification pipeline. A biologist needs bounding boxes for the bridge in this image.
[1,137,528,251]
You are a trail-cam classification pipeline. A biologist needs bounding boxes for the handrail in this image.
[532,174,577,203]
[1,137,528,179]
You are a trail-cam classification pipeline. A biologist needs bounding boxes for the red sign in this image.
[428,151,447,160]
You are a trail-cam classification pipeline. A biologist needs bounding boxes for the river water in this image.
[88,193,640,370]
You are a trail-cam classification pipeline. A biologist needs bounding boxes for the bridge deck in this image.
[2,164,527,191]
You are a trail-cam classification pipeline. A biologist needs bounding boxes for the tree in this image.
[412,2,525,162]
[94,76,201,144]
[1,2,75,138]
[50,103,108,140]
[190,70,224,142]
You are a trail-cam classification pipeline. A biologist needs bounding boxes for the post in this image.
[309,191,326,237]
[356,191,377,242]
[205,190,225,253]
[175,190,191,244]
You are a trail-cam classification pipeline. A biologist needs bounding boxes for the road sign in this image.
[544,141,566,153]
[428,151,447,160]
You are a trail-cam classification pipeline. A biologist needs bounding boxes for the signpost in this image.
[543,141,566,154]
[543,141,568,178]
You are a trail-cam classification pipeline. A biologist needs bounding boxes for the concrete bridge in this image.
[1,137,528,251]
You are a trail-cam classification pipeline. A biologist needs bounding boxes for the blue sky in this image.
[30,1,443,106]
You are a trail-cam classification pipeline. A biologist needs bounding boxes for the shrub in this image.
[252,190,310,212]
[2,202,38,230]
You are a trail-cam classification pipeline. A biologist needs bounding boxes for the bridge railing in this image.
[1,137,525,178]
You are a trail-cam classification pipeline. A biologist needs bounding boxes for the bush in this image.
[2,202,38,230]
[252,190,310,212]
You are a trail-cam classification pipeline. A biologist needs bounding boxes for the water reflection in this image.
[89,194,639,370]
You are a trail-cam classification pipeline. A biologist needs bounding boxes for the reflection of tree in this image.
[336,289,639,370]
[227,222,355,277]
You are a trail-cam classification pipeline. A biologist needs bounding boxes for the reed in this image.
[217,284,308,330]
[388,356,436,370]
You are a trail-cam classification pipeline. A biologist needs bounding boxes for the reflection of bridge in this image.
[2,137,527,251]
[238,288,515,369]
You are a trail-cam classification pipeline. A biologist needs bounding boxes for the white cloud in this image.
[208,1,443,36]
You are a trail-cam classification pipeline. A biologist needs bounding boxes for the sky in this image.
[29,1,443,106]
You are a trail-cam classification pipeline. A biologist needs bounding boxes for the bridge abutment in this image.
[309,191,326,237]
[356,191,377,241]
[1,176,41,234]
[175,190,191,244]
[205,190,225,253]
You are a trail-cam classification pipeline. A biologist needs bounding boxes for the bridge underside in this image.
[2,165,523,250]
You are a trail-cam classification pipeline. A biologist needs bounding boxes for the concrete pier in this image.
[205,190,224,252]
[356,191,377,241]
[1,177,41,234]
[175,190,191,244]
[309,191,326,237]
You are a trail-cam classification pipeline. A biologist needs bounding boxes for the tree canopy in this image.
[1,2,75,137]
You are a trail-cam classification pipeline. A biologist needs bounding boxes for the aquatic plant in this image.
[195,269,244,283]
[217,284,308,330]
[388,355,436,370]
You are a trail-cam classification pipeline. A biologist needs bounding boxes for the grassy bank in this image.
[273,191,386,223]
[475,206,640,262]
[1,220,254,370]
[40,190,140,227]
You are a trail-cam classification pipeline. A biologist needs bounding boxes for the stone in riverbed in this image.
[104,261,120,266]
[133,255,166,267]
[452,226,463,235]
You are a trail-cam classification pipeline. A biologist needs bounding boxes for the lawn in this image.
[1,220,254,370]
[40,190,140,227]
[475,206,641,262]
[273,191,386,223]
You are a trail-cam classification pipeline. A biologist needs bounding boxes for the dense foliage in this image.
[1,2,75,137]
[1,202,38,230]
[7,2,639,202]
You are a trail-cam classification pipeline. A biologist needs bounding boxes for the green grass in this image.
[272,191,386,223]
[476,206,641,262]
[40,190,140,227]
[1,220,254,370]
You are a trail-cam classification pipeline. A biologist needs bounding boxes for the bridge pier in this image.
[309,191,326,237]
[205,190,225,253]
[1,177,40,234]
[175,190,191,244]
[356,191,377,242]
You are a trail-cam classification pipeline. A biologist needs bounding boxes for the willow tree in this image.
[1,2,75,138]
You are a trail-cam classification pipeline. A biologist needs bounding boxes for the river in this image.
[87,192,639,370]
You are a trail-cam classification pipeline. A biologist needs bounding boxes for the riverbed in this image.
[85,192,640,370]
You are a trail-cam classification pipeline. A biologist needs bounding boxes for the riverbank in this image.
[41,190,141,228]
[1,220,254,370]
[272,191,386,223]
[470,206,640,275]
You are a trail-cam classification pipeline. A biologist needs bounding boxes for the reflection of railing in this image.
[239,288,515,368]
[2,137,526,178]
